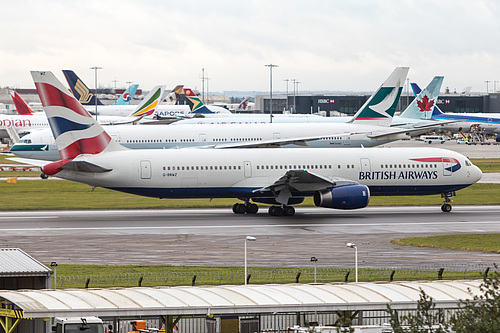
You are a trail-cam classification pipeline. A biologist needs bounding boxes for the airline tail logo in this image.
[417,95,435,113]
[122,93,132,103]
[10,91,35,115]
[130,87,162,117]
[32,71,111,160]
[183,88,214,113]
[75,79,94,104]
[411,157,461,173]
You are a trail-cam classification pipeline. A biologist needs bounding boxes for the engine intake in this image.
[314,184,370,210]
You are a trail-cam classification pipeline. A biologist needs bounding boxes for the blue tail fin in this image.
[62,70,103,106]
[114,84,139,105]
[399,76,443,120]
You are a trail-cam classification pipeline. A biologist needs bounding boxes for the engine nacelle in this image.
[314,184,370,210]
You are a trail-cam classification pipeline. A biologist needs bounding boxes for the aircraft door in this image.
[442,158,452,176]
[244,161,252,178]
[360,158,371,172]
[273,132,281,139]
[199,133,207,142]
[140,160,152,179]
[344,135,351,146]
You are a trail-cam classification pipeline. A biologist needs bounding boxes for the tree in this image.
[387,289,449,333]
[449,270,500,332]
[387,269,500,332]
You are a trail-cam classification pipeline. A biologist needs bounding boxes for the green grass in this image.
[50,264,487,288]
[392,234,500,253]
[470,158,500,173]
[0,181,498,210]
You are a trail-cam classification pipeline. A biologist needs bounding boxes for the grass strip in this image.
[0,181,499,210]
[392,233,500,253]
[49,264,488,288]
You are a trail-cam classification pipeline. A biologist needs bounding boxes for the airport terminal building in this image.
[254,92,499,116]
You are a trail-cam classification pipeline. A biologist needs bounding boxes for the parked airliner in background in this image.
[0,85,166,143]
[410,82,500,134]
[12,67,435,161]
[11,91,36,115]
[114,84,139,105]
[13,71,482,216]
[62,70,230,117]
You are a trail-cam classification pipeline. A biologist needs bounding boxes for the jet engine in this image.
[313,184,370,210]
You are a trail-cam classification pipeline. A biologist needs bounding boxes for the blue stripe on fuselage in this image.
[106,184,474,200]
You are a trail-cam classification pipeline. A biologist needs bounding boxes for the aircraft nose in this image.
[470,165,482,183]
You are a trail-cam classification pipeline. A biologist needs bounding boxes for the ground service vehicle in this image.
[53,317,104,333]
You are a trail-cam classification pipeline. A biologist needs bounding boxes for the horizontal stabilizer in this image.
[61,160,112,173]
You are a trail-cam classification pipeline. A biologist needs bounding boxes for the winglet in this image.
[183,88,215,114]
[10,91,35,115]
[114,84,139,105]
[62,70,103,105]
[31,71,123,167]
[350,67,409,126]
[128,85,166,117]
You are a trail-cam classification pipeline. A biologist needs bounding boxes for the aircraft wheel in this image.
[246,203,259,214]
[441,203,452,213]
[40,173,49,179]
[268,206,283,216]
[283,206,295,216]
[232,203,246,214]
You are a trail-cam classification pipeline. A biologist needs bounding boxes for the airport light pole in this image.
[292,79,300,113]
[284,79,289,111]
[50,262,58,289]
[310,257,318,283]
[485,80,491,94]
[346,242,358,282]
[265,64,278,122]
[90,66,102,120]
[244,236,256,285]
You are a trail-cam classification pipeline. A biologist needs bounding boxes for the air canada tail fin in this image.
[127,85,166,117]
[31,71,124,164]
[166,85,184,105]
[236,97,251,111]
[10,91,35,115]
[62,70,103,106]
[349,67,409,126]
[183,88,215,114]
[410,82,444,117]
[400,76,444,120]
[114,84,139,105]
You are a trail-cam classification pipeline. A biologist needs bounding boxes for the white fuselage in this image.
[84,104,231,117]
[12,122,408,161]
[54,147,481,200]
[0,114,132,139]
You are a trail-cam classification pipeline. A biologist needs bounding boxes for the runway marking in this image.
[1,220,499,232]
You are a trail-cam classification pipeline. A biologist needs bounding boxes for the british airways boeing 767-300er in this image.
[13,71,482,216]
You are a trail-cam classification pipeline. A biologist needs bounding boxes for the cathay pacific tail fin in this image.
[349,67,409,126]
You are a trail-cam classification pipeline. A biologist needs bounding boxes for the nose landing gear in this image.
[441,192,455,212]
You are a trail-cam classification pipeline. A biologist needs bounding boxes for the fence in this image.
[55,264,493,289]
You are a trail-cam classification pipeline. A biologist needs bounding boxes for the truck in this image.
[52,317,105,333]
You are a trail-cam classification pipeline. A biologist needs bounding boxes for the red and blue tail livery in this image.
[30,71,116,162]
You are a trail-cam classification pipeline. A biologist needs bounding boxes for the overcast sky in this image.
[1,0,500,94]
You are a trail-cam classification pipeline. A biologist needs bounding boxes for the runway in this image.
[2,206,499,269]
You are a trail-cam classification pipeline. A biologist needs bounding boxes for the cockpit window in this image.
[465,159,471,166]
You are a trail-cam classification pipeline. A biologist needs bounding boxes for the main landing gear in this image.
[232,202,258,215]
[232,201,295,216]
[441,192,455,212]
[268,205,295,216]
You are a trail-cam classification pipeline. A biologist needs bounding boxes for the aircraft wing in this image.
[201,133,355,149]
[254,170,358,194]
[7,157,48,167]
[367,121,460,139]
